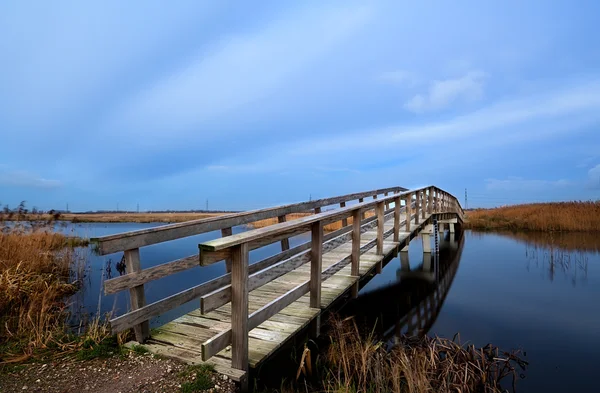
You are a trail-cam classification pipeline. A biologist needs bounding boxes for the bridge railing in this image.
[197,186,463,373]
[91,186,408,341]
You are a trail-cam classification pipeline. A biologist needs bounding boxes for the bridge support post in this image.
[421,224,433,253]
[276,217,290,251]
[400,250,410,271]
[351,209,361,298]
[449,223,455,234]
[231,243,249,375]
[340,202,348,227]
[423,253,432,271]
[376,201,384,273]
[310,221,323,337]
[393,196,401,242]
[405,193,412,232]
[414,191,420,225]
[124,248,150,343]
[421,191,426,220]
[428,187,434,214]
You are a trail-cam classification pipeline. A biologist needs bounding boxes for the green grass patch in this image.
[180,364,215,392]
[130,344,149,355]
[76,336,123,360]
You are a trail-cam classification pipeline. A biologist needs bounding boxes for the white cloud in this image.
[485,177,572,192]
[404,71,488,113]
[0,168,62,189]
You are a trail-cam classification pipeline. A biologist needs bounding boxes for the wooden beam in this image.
[428,186,434,214]
[310,221,323,309]
[124,248,149,342]
[351,209,361,297]
[415,190,420,225]
[231,243,249,372]
[376,201,384,255]
[405,193,412,231]
[277,215,290,251]
[104,254,197,295]
[340,202,348,227]
[221,227,233,272]
[421,191,426,219]
[393,196,400,242]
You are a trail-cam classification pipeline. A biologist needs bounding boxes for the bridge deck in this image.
[136,212,432,379]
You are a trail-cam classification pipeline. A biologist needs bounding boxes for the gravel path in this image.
[0,352,237,393]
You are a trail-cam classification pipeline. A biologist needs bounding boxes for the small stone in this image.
[36,379,41,383]
[222,375,228,381]
[22,387,27,390]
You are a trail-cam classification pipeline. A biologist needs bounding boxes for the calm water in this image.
[66,223,599,392]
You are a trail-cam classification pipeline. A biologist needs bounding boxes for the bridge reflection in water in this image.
[340,230,464,344]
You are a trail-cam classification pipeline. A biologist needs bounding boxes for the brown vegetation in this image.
[464,201,600,232]
[298,315,527,393]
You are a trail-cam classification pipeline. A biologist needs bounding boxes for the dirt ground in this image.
[0,352,237,393]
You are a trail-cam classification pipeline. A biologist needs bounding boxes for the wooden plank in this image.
[376,201,384,255]
[231,243,249,371]
[104,254,197,295]
[202,281,312,361]
[351,209,361,277]
[393,196,400,242]
[415,190,420,225]
[310,221,323,309]
[109,273,231,333]
[124,248,149,342]
[200,249,232,266]
[340,201,348,227]
[277,215,290,251]
[405,193,412,231]
[221,227,233,272]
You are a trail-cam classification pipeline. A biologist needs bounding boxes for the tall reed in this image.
[465,201,600,232]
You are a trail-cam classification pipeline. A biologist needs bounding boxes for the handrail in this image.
[91,186,407,255]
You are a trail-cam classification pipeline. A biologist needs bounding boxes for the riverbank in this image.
[464,201,600,231]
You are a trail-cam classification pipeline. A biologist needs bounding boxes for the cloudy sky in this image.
[1,0,599,211]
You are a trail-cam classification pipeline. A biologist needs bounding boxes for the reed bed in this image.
[0,205,111,363]
[465,201,600,232]
[250,211,377,232]
[312,315,527,393]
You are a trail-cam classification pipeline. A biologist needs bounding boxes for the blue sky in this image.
[1,0,599,211]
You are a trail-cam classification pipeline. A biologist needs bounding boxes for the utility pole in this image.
[206,199,208,211]
[464,188,468,210]
[309,194,312,202]
[117,203,119,212]
[137,203,139,213]
[66,203,69,213]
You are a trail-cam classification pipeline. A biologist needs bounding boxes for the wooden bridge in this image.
[91,186,464,390]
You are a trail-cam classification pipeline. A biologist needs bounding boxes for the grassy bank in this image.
[465,201,600,231]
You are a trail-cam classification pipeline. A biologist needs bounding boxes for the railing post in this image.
[277,216,290,251]
[314,207,321,214]
[124,248,149,342]
[310,221,323,309]
[351,209,361,297]
[421,190,426,220]
[340,202,348,227]
[393,196,401,242]
[231,243,249,373]
[415,191,420,225]
[376,201,384,273]
[359,197,365,220]
[428,187,434,214]
[221,227,233,272]
[405,193,412,231]
[384,192,390,211]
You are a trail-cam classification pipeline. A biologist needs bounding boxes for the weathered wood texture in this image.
[124,248,149,342]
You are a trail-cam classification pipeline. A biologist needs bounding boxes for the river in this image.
[65,222,599,392]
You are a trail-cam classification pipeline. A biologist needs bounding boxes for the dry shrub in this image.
[323,315,526,393]
[0,229,81,356]
[465,201,600,232]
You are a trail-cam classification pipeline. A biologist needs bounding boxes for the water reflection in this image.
[341,231,464,344]
[482,231,591,286]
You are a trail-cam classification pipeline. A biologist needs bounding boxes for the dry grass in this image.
[0,229,81,358]
[464,201,600,232]
[250,211,377,232]
[314,315,526,393]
